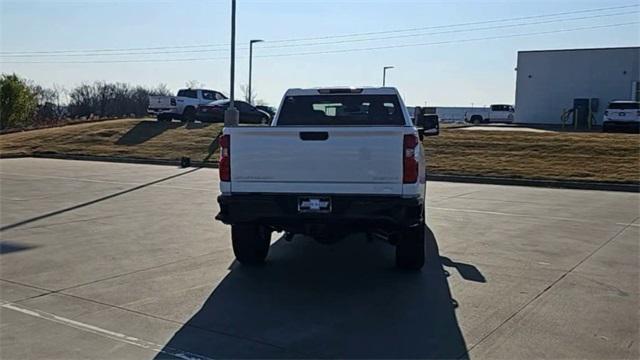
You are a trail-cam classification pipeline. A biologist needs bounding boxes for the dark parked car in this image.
[255,105,276,118]
[197,100,271,124]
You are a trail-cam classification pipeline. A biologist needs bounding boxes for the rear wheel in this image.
[182,107,196,122]
[157,113,172,122]
[231,223,271,265]
[396,222,425,270]
[471,115,483,125]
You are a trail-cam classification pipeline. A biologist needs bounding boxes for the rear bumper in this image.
[147,108,176,115]
[215,193,423,229]
[603,120,640,131]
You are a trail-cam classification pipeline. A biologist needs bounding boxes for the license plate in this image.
[298,197,331,213]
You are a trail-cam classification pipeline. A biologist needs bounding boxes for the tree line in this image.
[0,73,172,130]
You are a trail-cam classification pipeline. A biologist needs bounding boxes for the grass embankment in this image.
[0,119,224,164]
[1,119,638,183]
[424,130,639,183]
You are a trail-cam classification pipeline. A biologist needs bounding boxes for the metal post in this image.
[224,0,239,126]
[383,66,394,86]
[587,99,593,130]
[248,42,253,104]
[248,39,263,105]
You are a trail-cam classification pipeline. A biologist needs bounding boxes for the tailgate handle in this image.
[299,132,329,141]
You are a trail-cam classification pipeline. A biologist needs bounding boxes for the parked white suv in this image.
[215,87,439,269]
[602,101,640,132]
[148,88,226,121]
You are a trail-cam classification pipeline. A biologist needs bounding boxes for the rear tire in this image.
[231,223,271,265]
[396,223,425,270]
[182,107,196,122]
[157,114,171,122]
[471,115,483,125]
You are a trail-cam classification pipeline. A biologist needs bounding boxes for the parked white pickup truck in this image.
[148,88,226,121]
[465,104,515,124]
[215,87,439,269]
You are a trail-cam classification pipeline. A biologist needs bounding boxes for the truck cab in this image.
[215,87,439,270]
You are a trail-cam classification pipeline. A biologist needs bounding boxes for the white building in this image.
[514,47,639,126]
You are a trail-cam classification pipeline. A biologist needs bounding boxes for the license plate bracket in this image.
[298,196,331,213]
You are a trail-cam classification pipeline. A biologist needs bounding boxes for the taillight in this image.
[170,98,176,106]
[219,134,230,181]
[403,134,419,183]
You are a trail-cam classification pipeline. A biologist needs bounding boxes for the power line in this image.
[4,11,636,58]
[1,10,636,58]
[3,22,636,64]
[258,11,639,50]
[255,22,640,58]
[1,3,637,55]
[263,3,639,43]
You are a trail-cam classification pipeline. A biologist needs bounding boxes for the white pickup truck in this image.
[465,104,515,124]
[215,87,439,269]
[148,88,226,121]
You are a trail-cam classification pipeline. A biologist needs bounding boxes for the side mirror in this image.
[417,114,439,137]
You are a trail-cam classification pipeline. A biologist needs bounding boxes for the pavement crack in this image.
[44,291,305,356]
[52,250,225,294]
[4,214,125,232]
[460,218,639,358]
[0,168,201,232]
[7,250,221,306]
[428,205,618,226]
[0,278,54,293]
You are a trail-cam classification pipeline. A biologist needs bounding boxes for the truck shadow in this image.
[115,120,182,145]
[156,227,481,359]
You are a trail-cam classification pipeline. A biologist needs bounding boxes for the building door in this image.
[573,98,590,128]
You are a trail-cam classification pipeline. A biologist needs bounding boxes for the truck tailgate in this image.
[148,96,173,109]
[227,127,405,195]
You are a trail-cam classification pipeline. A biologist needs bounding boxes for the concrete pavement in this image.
[0,158,638,359]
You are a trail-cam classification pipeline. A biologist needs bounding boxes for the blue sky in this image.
[1,0,638,106]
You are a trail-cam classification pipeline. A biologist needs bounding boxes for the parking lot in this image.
[0,158,638,359]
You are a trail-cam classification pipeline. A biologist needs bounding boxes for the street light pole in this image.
[382,66,394,86]
[224,0,239,126]
[248,39,263,105]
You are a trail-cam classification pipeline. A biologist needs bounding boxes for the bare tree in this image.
[154,83,172,96]
[240,84,256,104]
[185,80,205,89]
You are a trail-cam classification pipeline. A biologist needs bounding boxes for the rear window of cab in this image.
[277,95,405,126]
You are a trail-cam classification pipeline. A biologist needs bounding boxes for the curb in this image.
[3,153,638,193]
[27,153,219,168]
[427,174,639,193]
